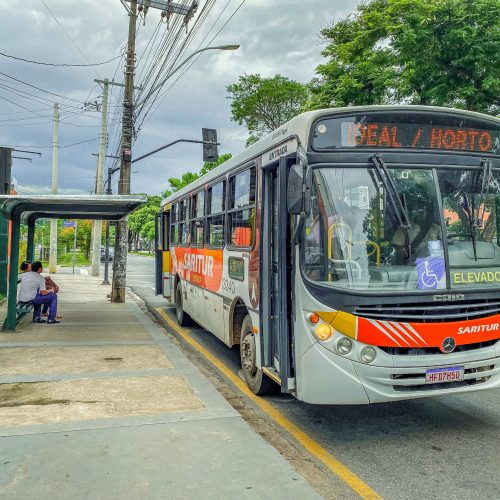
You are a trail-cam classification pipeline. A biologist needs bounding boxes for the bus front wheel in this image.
[175,283,191,327]
[240,314,273,395]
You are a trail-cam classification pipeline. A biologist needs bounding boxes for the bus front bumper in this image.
[297,341,500,405]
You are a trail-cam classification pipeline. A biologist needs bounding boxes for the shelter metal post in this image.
[27,218,35,262]
[0,214,8,296]
[102,221,111,285]
[6,216,20,331]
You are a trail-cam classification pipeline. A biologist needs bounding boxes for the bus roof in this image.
[161,105,500,207]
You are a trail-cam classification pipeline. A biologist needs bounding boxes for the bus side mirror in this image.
[288,163,304,214]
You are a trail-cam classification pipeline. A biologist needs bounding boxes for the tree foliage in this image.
[165,153,233,195]
[58,220,93,258]
[227,74,309,145]
[308,0,500,114]
[128,195,162,248]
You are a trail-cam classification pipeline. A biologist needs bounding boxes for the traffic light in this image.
[202,128,218,163]
[0,148,12,194]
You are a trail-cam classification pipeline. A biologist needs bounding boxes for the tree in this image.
[58,220,93,259]
[200,153,232,176]
[165,153,233,195]
[308,0,500,114]
[128,195,162,251]
[168,172,200,193]
[227,74,309,145]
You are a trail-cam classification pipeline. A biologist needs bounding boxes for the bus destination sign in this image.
[313,113,500,154]
[340,122,499,153]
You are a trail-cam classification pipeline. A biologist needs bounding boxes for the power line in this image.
[39,0,102,79]
[11,138,97,149]
[0,51,123,67]
[140,0,246,128]
[0,71,85,104]
[0,95,47,118]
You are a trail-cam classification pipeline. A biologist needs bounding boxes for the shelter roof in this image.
[0,195,146,221]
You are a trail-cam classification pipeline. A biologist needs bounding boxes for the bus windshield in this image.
[303,166,500,291]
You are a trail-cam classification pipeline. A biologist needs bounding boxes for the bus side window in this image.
[162,211,170,250]
[179,197,191,246]
[191,190,205,247]
[207,181,225,247]
[228,167,256,248]
[170,203,179,248]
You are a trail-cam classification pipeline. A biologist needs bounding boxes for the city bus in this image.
[155,105,500,404]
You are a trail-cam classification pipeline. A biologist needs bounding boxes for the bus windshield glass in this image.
[303,167,500,291]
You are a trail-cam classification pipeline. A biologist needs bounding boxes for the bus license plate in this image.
[425,366,464,384]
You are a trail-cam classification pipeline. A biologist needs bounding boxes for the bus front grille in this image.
[355,298,500,323]
[379,339,497,356]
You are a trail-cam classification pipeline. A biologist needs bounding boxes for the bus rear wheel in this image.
[175,283,191,327]
[240,314,273,395]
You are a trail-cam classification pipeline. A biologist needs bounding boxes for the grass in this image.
[58,251,90,267]
[129,251,154,257]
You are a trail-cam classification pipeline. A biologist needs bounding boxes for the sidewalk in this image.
[0,274,320,499]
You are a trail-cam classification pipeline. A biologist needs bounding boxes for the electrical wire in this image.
[139,0,246,128]
[0,51,122,67]
[11,138,97,149]
[135,0,219,126]
[39,0,102,79]
[0,71,85,104]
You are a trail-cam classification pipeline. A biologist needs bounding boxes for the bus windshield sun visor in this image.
[369,153,411,230]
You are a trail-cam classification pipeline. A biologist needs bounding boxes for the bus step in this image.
[262,367,281,385]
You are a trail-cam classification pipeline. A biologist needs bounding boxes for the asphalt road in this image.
[126,253,500,500]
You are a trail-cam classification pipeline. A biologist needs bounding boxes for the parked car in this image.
[100,246,114,262]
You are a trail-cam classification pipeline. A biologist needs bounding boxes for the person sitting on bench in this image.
[20,261,62,319]
[18,261,60,324]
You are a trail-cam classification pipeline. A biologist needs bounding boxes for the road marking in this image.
[156,307,381,500]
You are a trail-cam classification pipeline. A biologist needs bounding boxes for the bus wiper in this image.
[370,153,411,229]
[461,191,478,261]
[476,158,493,231]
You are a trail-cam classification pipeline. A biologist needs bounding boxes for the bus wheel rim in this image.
[241,333,256,376]
[176,289,182,320]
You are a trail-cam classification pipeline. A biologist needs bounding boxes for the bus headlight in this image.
[314,323,333,341]
[360,346,377,364]
[337,337,353,355]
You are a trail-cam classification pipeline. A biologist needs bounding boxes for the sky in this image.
[0,0,359,196]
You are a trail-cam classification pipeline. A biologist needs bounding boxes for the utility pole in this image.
[49,103,59,274]
[91,79,125,277]
[111,0,138,303]
[0,147,12,296]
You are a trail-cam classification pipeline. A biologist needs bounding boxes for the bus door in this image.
[261,156,294,393]
[155,213,163,295]
[160,210,173,299]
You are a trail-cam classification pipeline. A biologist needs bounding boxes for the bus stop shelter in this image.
[0,195,146,331]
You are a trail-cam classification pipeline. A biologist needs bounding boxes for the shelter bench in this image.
[1,300,33,330]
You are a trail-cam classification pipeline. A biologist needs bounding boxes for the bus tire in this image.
[240,314,273,395]
[175,282,191,327]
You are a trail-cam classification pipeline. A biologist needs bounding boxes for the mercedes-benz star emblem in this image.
[440,337,456,354]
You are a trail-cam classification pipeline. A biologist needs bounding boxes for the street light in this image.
[135,44,240,108]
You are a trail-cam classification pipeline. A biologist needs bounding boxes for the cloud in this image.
[0,0,360,196]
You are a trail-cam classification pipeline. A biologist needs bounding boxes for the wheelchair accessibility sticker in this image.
[416,257,446,289]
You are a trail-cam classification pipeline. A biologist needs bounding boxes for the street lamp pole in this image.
[134,45,240,109]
